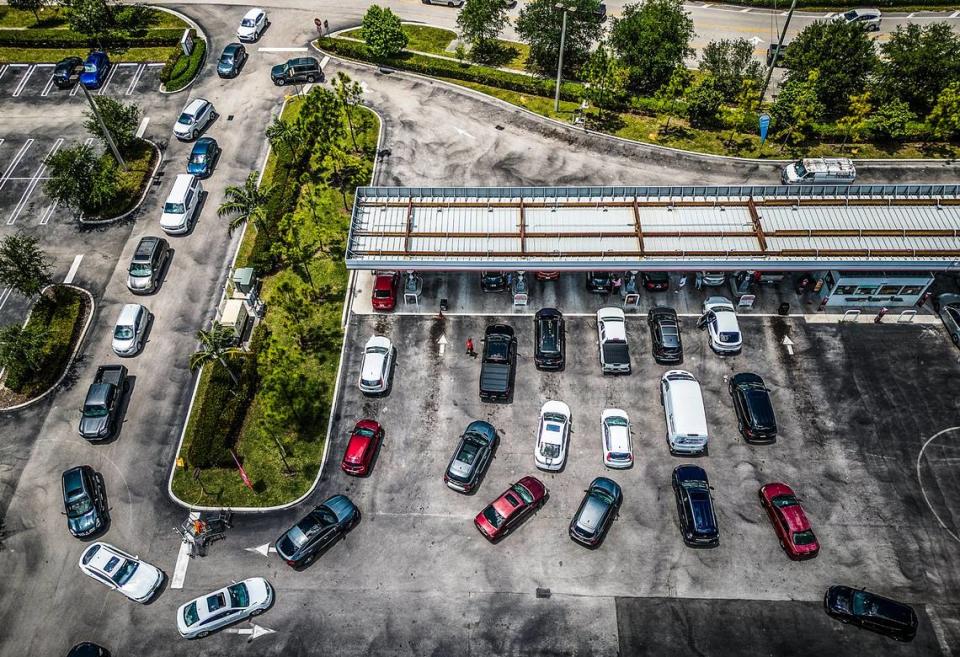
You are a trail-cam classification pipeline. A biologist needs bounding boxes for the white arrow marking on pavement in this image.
[227,623,276,640]
[781,336,794,356]
[135,116,150,139]
[453,126,475,140]
[749,36,764,46]
[171,511,199,590]
[437,334,447,356]
[245,542,277,557]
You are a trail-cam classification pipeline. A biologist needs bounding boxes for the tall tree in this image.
[327,146,368,212]
[44,143,119,217]
[189,324,240,387]
[581,42,628,116]
[868,100,915,141]
[217,171,273,235]
[0,232,52,298]
[63,0,114,45]
[782,19,876,117]
[361,5,407,60]
[83,96,140,155]
[875,23,960,117]
[686,78,724,128]
[610,0,694,93]
[656,65,692,132]
[265,116,304,161]
[332,71,364,151]
[9,0,48,24]
[699,38,762,102]
[457,0,509,63]
[929,81,960,140]
[771,71,825,146]
[515,0,603,77]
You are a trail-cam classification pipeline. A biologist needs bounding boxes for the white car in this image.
[177,577,273,639]
[78,542,164,603]
[837,7,881,31]
[535,400,570,471]
[699,296,742,354]
[173,98,215,141]
[359,335,394,394]
[236,8,267,42]
[601,408,633,468]
[111,303,149,356]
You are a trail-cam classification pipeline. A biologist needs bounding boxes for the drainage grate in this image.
[227,114,235,121]
[536,588,551,599]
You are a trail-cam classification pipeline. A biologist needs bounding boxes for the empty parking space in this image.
[317,312,960,652]
[0,136,90,229]
[0,61,164,100]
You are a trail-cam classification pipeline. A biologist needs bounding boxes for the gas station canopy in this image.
[346,185,960,272]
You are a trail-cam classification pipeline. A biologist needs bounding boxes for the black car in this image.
[824,585,918,642]
[78,365,127,441]
[480,271,508,292]
[534,308,565,370]
[642,271,670,291]
[444,420,497,493]
[672,465,719,547]
[217,42,247,78]
[61,465,108,538]
[569,477,622,547]
[67,644,110,657]
[53,56,84,89]
[766,42,789,68]
[479,324,517,402]
[647,306,682,364]
[729,372,777,442]
[271,57,323,86]
[275,494,359,567]
[586,271,613,293]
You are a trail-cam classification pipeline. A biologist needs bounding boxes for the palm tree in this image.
[189,324,240,387]
[217,171,273,235]
[265,117,304,161]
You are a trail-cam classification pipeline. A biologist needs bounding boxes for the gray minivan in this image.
[127,236,169,293]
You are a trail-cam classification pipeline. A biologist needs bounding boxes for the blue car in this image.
[186,137,220,178]
[80,51,111,89]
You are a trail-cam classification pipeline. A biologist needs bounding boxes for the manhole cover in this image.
[227,114,235,121]
[536,588,551,599]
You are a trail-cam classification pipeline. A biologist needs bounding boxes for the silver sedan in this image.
[936,293,960,348]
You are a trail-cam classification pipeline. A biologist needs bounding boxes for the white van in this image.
[660,370,709,455]
[160,174,202,235]
[781,157,856,185]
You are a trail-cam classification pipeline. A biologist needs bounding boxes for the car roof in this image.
[86,383,112,405]
[243,7,264,18]
[62,466,87,493]
[193,137,215,150]
[85,542,129,572]
[134,236,160,257]
[86,52,108,63]
[675,464,707,482]
[116,303,143,325]
[183,98,209,114]
[223,42,243,53]
[288,57,318,66]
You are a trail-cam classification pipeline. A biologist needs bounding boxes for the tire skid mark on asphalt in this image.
[916,426,960,545]
[0,138,34,192]
[6,138,62,226]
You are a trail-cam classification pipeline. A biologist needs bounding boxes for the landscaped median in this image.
[171,87,380,509]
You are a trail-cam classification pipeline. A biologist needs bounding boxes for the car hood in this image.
[122,562,161,601]
[68,508,99,534]
[160,211,187,228]
[127,272,151,288]
[79,414,109,437]
[271,64,286,78]
[324,495,356,523]
[344,435,371,462]
[243,577,272,607]
[112,336,136,352]
[237,24,257,36]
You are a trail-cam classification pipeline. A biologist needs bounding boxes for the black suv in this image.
[126,236,169,294]
[569,477,621,547]
[480,271,508,292]
[444,420,498,493]
[61,465,108,538]
[729,372,777,442]
[534,308,565,370]
[585,271,613,293]
[824,585,918,642]
[648,306,682,364]
[271,57,323,86]
[672,465,719,547]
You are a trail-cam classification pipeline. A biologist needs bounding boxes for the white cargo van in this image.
[660,370,709,455]
[160,174,202,235]
[781,157,856,185]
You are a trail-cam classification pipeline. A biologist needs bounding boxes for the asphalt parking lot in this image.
[0,61,164,100]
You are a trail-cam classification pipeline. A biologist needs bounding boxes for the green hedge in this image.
[4,286,85,396]
[185,353,257,469]
[722,0,957,6]
[316,36,583,103]
[0,27,183,49]
[163,37,205,91]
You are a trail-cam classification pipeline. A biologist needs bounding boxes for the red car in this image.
[371,272,399,311]
[340,419,384,476]
[474,476,547,542]
[759,482,820,559]
[535,271,559,281]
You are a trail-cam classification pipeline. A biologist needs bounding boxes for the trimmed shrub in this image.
[185,353,257,469]
[0,27,182,48]
[163,37,205,92]
[159,48,182,83]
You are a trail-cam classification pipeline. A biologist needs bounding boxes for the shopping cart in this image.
[174,510,233,557]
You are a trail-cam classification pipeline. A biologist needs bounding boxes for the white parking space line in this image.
[0,139,34,191]
[38,199,59,225]
[62,254,83,284]
[171,511,199,590]
[319,55,330,69]
[70,81,81,97]
[0,65,8,81]
[135,116,150,139]
[258,47,308,52]
[7,138,63,225]
[952,10,960,17]
[146,62,164,67]
[739,7,750,12]
[125,63,146,95]
[907,11,916,18]
[98,64,120,95]
[11,65,35,97]
[0,287,12,313]
[40,71,56,97]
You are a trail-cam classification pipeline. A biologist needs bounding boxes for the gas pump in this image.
[622,271,641,309]
[403,271,422,310]
[512,271,529,307]
[729,271,754,299]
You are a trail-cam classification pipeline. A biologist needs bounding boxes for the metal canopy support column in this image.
[748,198,768,252]
[403,198,414,253]
[519,198,526,254]
[632,198,645,255]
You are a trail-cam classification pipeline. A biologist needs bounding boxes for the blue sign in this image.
[759,113,771,145]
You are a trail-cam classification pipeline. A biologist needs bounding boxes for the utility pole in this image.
[554,3,576,112]
[759,0,797,104]
[80,84,126,169]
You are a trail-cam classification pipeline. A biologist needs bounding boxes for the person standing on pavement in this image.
[695,272,703,290]
[466,337,475,357]
[678,274,688,290]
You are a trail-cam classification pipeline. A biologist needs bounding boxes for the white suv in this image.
[237,8,267,42]
[359,335,394,395]
[173,98,215,141]
[838,7,881,31]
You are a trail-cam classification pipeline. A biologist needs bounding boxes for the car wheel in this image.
[198,631,210,638]
[307,74,316,82]
[251,607,264,616]
[953,333,959,347]
[191,129,198,140]
[275,78,285,86]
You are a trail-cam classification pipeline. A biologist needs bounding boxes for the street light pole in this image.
[759,0,797,104]
[80,83,126,169]
[553,4,575,112]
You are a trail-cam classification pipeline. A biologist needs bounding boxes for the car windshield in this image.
[485,341,508,362]
[177,113,193,125]
[719,331,740,343]
[129,263,151,276]
[355,427,375,439]
[540,443,560,458]
[190,152,207,164]
[227,583,249,608]
[793,530,817,546]
[606,416,628,428]
[111,559,139,586]
[114,325,134,340]
[772,494,799,508]
[366,346,388,356]
[592,489,616,505]
[682,479,709,490]
[511,483,534,504]
[183,602,200,626]
[482,506,504,528]
[457,439,481,465]
[66,496,92,518]
[83,403,108,418]
[843,10,858,20]
[241,17,257,26]
[220,54,234,63]
[84,63,97,73]
[164,202,186,214]
[373,289,391,298]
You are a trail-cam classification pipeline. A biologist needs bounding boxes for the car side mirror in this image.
[61,511,67,516]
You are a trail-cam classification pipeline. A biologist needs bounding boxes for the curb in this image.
[0,285,96,413]
[79,138,163,226]
[314,41,960,169]
[154,5,208,95]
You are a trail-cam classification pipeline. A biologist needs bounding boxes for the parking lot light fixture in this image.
[554,3,577,113]
[79,84,126,169]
